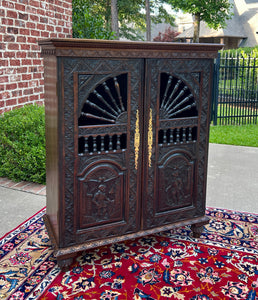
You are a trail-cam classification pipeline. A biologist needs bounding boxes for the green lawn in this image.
[209,124,258,147]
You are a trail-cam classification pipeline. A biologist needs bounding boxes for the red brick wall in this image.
[0,0,72,114]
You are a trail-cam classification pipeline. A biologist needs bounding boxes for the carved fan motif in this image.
[79,74,128,126]
[160,73,198,119]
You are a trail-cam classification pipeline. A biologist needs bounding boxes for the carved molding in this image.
[40,48,56,56]
[54,215,210,260]
[55,49,219,60]
[39,38,222,58]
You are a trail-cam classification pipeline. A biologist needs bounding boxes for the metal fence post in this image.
[211,53,220,125]
[217,51,258,125]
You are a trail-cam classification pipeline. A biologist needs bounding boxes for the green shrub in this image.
[220,45,258,57]
[72,0,115,39]
[0,105,46,184]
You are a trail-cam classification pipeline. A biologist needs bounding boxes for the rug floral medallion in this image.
[0,207,257,300]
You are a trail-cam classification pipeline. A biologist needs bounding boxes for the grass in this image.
[209,124,258,147]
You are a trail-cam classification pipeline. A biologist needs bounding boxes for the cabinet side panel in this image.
[44,54,59,244]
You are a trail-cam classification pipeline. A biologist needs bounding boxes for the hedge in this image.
[0,105,46,184]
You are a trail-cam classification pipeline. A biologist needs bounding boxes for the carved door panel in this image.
[72,59,144,242]
[142,58,211,229]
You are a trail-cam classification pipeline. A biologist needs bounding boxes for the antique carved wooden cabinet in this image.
[39,39,222,268]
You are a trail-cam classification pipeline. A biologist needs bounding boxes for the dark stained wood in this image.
[39,38,222,56]
[43,54,60,245]
[49,215,210,261]
[39,38,222,268]
[142,58,214,229]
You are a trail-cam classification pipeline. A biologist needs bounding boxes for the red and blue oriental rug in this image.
[0,207,258,299]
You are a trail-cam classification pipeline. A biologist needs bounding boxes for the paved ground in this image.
[0,187,46,238]
[0,143,258,238]
[207,143,258,214]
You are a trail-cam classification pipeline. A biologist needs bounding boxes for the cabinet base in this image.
[191,220,209,238]
[44,213,209,269]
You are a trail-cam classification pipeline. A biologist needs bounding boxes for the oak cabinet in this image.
[39,39,222,268]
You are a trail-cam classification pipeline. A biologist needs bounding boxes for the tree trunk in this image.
[145,0,151,41]
[193,13,200,43]
[111,0,119,39]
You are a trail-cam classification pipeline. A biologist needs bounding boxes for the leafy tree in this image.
[116,0,147,40]
[153,27,180,42]
[143,0,176,40]
[72,0,176,41]
[145,0,151,41]
[168,0,233,42]
[72,0,115,39]
[111,0,119,38]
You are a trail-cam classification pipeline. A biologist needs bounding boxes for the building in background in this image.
[175,0,258,49]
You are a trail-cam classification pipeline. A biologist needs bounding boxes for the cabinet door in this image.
[142,58,212,229]
[60,57,144,246]
[72,58,144,244]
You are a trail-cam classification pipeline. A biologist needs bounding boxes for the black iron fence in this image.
[211,52,258,125]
